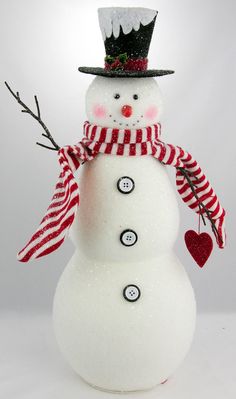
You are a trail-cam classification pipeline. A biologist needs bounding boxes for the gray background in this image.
[0,0,235,313]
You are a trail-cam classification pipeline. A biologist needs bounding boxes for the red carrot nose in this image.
[121,105,133,118]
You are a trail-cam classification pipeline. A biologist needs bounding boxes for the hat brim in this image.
[78,67,174,78]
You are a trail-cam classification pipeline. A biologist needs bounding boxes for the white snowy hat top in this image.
[98,7,158,40]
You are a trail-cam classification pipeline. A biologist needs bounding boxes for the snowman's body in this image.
[53,77,196,392]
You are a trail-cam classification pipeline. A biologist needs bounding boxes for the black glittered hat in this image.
[78,7,174,78]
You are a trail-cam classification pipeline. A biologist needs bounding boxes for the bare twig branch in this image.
[5,81,60,151]
[177,167,222,243]
[36,142,58,151]
[34,95,40,118]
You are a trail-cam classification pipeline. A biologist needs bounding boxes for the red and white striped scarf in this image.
[18,121,226,262]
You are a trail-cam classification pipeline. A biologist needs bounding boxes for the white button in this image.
[117,176,135,194]
[120,229,138,246]
[123,284,141,302]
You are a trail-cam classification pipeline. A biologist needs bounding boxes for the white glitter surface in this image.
[86,77,163,129]
[1,312,235,398]
[70,154,179,262]
[53,249,196,391]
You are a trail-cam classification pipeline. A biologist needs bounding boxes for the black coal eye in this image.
[114,93,120,99]
[133,94,139,100]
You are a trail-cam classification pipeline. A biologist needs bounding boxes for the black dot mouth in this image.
[107,116,144,128]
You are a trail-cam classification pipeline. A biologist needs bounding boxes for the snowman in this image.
[8,6,226,394]
[53,75,197,391]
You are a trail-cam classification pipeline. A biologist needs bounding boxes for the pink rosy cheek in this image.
[144,105,158,120]
[93,104,107,118]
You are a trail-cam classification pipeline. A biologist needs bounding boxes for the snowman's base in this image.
[53,251,196,393]
[82,376,168,394]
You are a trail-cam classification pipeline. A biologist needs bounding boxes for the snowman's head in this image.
[86,77,163,129]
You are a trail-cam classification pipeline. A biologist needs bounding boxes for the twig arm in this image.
[5,81,60,151]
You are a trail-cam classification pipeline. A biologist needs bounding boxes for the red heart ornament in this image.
[184,230,213,268]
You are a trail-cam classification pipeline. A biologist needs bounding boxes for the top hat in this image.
[78,7,174,78]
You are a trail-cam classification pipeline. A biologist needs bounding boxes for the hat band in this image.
[105,57,148,72]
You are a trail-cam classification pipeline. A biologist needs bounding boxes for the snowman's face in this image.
[85,77,163,129]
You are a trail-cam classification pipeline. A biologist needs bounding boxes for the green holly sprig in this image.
[105,53,128,70]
